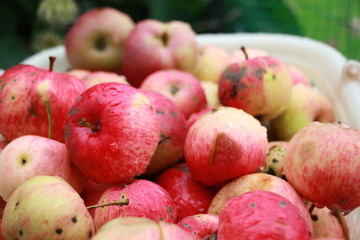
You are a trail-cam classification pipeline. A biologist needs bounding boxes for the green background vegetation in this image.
[0,0,359,69]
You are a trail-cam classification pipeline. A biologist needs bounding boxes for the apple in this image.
[92,217,193,239]
[311,206,347,239]
[65,82,160,184]
[66,68,91,79]
[139,89,188,176]
[177,214,219,239]
[184,106,268,186]
[270,84,335,141]
[0,57,86,143]
[186,107,214,130]
[201,81,221,108]
[192,44,231,83]
[218,49,293,119]
[2,176,95,240]
[283,121,360,215]
[140,69,207,118]
[287,64,310,86]
[93,179,178,229]
[65,7,135,72]
[0,135,86,201]
[81,70,129,89]
[217,190,311,240]
[258,141,289,179]
[207,172,313,233]
[156,163,218,221]
[121,19,198,87]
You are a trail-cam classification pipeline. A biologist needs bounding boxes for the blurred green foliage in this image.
[0,0,359,69]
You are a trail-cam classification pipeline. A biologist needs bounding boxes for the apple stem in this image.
[49,56,56,72]
[44,100,53,139]
[240,46,249,60]
[331,207,350,240]
[87,198,129,210]
[78,117,99,132]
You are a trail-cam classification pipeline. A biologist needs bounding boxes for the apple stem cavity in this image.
[78,117,99,133]
[49,56,56,72]
[86,198,129,210]
[331,207,350,240]
[240,46,249,60]
[44,100,53,139]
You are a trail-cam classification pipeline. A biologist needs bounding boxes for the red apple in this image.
[121,19,198,87]
[218,51,293,119]
[65,82,160,183]
[93,179,178,229]
[186,107,214,130]
[217,191,311,240]
[0,58,86,143]
[65,7,135,72]
[139,90,188,176]
[312,206,347,239]
[184,106,268,186]
[140,69,207,118]
[283,121,360,215]
[177,214,218,239]
[287,64,310,86]
[156,163,218,221]
[81,71,129,89]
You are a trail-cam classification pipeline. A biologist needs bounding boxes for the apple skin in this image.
[65,7,134,72]
[81,71,129,89]
[121,19,198,87]
[283,121,360,214]
[228,47,269,64]
[217,190,311,240]
[92,217,193,240]
[207,173,313,233]
[186,107,214,130]
[201,81,221,108]
[0,135,86,201]
[139,90,188,176]
[0,64,86,143]
[65,82,160,184]
[2,176,95,240]
[218,55,293,119]
[287,64,310,86]
[311,207,347,239]
[140,70,207,118]
[177,214,219,239]
[93,179,178,229]
[270,84,334,141]
[192,44,231,83]
[258,141,289,178]
[184,106,268,186]
[66,69,91,79]
[155,163,218,221]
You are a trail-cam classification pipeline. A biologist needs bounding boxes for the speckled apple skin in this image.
[92,217,193,240]
[283,121,360,214]
[94,179,178,229]
[218,190,311,240]
[0,135,86,201]
[139,89,188,176]
[311,207,346,239]
[140,69,207,118]
[184,106,268,186]
[0,64,86,143]
[156,163,218,221]
[207,173,313,234]
[218,56,292,119]
[177,214,219,239]
[65,82,160,184]
[2,176,95,240]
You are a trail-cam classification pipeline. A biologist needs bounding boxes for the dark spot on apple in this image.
[19,229,23,237]
[30,72,36,76]
[0,82,7,91]
[193,232,197,235]
[21,158,27,165]
[249,203,256,208]
[311,214,318,221]
[72,217,77,223]
[223,66,247,83]
[159,32,169,46]
[13,79,17,82]
[211,108,218,113]
[156,110,165,114]
[159,217,164,221]
[192,96,198,102]
[272,159,278,163]
[170,85,180,95]
[168,205,174,219]
[266,167,276,176]
[55,228,62,235]
[88,230,93,239]
[0,100,2,103]
[0,79,2,83]
[230,85,237,98]
[272,74,276,81]
[11,96,15,100]
[15,201,19,209]
[25,87,28,90]
[28,107,39,117]
[281,174,287,181]
[171,111,177,117]
[279,201,286,207]
[95,36,106,51]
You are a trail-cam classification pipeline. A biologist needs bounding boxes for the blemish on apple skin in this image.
[30,72,36,76]
[171,111,177,118]
[55,228,63,235]
[19,229,23,237]
[156,110,165,114]
[88,230,93,239]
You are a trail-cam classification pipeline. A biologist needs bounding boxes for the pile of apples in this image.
[0,6,359,240]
